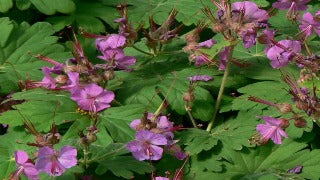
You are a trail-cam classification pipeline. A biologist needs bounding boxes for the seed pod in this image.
[277,103,293,114]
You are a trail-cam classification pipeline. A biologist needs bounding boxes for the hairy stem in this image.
[206,45,235,132]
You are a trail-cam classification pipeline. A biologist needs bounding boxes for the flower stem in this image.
[206,45,235,132]
[132,45,154,56]
[186,107,198,128]
[83,146,89,169]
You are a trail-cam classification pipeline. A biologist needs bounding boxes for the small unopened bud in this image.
[104,71,115,80]
[55,75,68,84]
[87,134,97,143]
[296,101,308,111]
[89,74,103,83]
[277,103,293,114]
[212,23,226,33]
[183,91,195,102]
[294,118,307,128]
[280,118,290,128]
[258,34,269,44]
[64,65,78,72]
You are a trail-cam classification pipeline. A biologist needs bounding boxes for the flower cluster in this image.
[126,113,186,161]
[12,146,77,179]
[184,1,269,69]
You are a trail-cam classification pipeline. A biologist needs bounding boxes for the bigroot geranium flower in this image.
[256,116,289,144]
[13,151,38,180]
[126,130,167,161]
[71,83,115,112]
[35,146,77,176]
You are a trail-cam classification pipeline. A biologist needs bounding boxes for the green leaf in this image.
[16,0,31,10]
[0,89,89,132]
[95,156,152,179]
[0,18,71,94]
[207,140,320,180]
[46,0,117,32]
[0,0,13,13]
[126,0,216,27]
[100,104,146,142]
[29,0,75,15]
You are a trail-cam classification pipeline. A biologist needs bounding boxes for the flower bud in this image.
[64,65,78,73]
[296,101,308,111]
[258,33,269,44]
[294,118,307,128]
[280,118,290,128]
[183,91,195,102]
[277,103,293,114]
[55,75,68,84]
[89,74,103,83]
[104,71,115,80]
[87,133,97,143]
[212,23,226,33]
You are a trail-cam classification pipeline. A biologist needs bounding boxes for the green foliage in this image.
[0,17,71,94]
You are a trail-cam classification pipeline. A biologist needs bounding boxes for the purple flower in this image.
[126,130,167,161]
[14,151,38,180]
[188,75,213,82]
[71,83,115,112]
[35,146,77,176]
[266,40,301,68]
[218,46,231,70]
[273,0,310,19]
[232,1,269,23]
[259,28,277,52]
[197,39,216,48]
[96,34,126,51]
[61,72,80,93]
[165,144,187,160]
[192,54,211,66]
[241,29,257,49]
[288,165,303,174]
[256,116,288,144]
[98,48,136,70]
[273,0,310,11]
[299,11,320,38]
[40,67,57,89]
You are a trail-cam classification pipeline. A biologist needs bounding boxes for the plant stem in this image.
[83,146,89,169]
[132,45,154,56]
[206,45,235,132]
[186,108,197,128]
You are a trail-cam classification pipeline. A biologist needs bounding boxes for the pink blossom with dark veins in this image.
[299,11,320,38]
[256,116,288,144]
[126,130,167,161]
[71,83,115,112]
[35,146,77,176]
[13,150,38,180]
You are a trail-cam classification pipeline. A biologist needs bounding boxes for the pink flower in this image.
[299,11,320,39]
[71,83,115,112]
[98,48,136,70]
[273,0,310,19]
[266,40,301,68]
[126,130,167,161]
[96,34,126,51]
[218,46,231,70]
[188,75,213,82]
[13,151,38,180]
[256,116,288,144]
[35,146,77,176]
[155,177,169,180]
